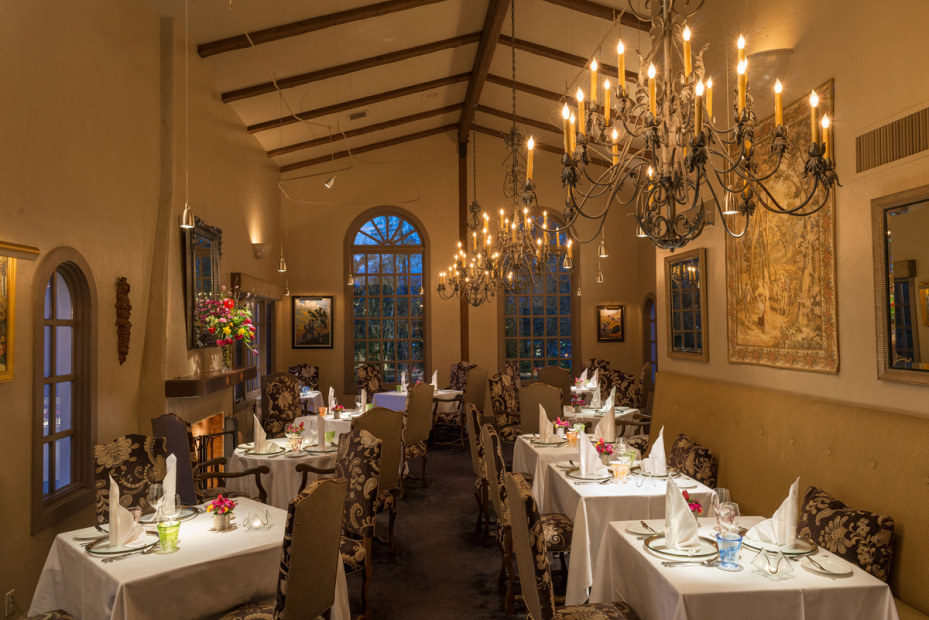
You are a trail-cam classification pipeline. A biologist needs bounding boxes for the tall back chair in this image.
[519,383,563,435]
[636,362,651,411]
[404,382,434,487]
[355,363,383,394]
[218,478,348,620]
[504,359,522,388]
[449,361,477,390]
[352,407,403,555]
[465,403,492,541]
[537,365,572,405]
[462,366,489,414]
[288,363,320,391]
[611,369,639,407]
[585,357,612,376]
[150,413,198,506]
[488,372,521,442]
[93,434,167,525]
[263,372,302,437]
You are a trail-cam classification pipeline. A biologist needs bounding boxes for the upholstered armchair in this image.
[93,434,167,525]
[263,372,302,437]
[504,359,522,389]
[448,361,476,390]
[489,372,521,442]
[288,363,320,391]
[464,403,493,542]
[585,357,612,377]
[355,363,384,395]
[25,612,76,620]
[403,382,434,488]
[505,472,642,620]
[435,366,487,449]
[150,413,198,505]
[610,369,639,408]
[218,478,347,620]
[351,407,403,556]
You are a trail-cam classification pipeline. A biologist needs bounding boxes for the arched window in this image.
[347,211,427,387]
[33,250,96,532]
[643,295,657,385]
[500,220,576,381]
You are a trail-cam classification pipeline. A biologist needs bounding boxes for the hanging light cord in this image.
[184,0,189,207]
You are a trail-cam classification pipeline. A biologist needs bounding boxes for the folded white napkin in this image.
[665,478,700,549]
[109,476,144,547]
[590,387,602,409]
[253,414,267,453]
[589,369,599,389]
[431,370,438,389]
[579,368,588,384]
[328,386,336,409]
[361,388,367,410]
[600,387,616,413]
[746,477,800,546]
[642,426,667,475]
[538,405,555,442]
[400,371,407,389]
[578,432,609,477]
[318,416,327,449]
[163,454,177,516]
[595,410,616,443]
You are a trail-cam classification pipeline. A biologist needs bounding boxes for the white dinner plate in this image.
[530,437,567,446]
[801,554,854,577]
[245,445,285,456]
[644,534,719,559]
[624,521,665,536]
[555,460,577,469]
[741,536,817,556]
[139,506,200,524]
[72,526,108,541]
[674,477,697,489]
[565,467,612,481]
[630,465,680,479]
[284,451,306,459]
[85,531,160,556]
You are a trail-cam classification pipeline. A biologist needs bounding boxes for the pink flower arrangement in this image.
[285,421,305,435]
[553,417,571,429]
[206,494,237,515]
[682,490,703,514]
[195,285,257,353]
[331,405,345,412]
[594,438,614,456]
[570,395,586,407]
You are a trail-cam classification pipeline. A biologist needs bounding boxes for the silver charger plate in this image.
[139,506,201,524]
[245,445,284,456]
[643,533,719,559]
[630,465,680,479]
[530,437,567,446]
[800,554,853,577]
[565,467,612,481]
[624,521,665,536]
[742,536,817,556]
[85,531,160,556]
[306,446,338,454]
[555,460,577,469]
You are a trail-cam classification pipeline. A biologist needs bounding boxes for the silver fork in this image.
[661,558,718,568]
[102,543,161,563]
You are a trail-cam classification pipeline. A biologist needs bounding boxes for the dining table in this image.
[225,437,339,510]
[294,411,360,442]
[512,435,715,606]
[371,388,462,413]
[560,406,642,434]
[588,516,899,620]
[299,389,324,413]
[29,497,351,620]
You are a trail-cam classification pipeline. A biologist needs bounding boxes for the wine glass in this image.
[355,395,363,412]
[161,493,182,523]
[711,488,730,530]
[717,501,741,533]
[146,483,164,518]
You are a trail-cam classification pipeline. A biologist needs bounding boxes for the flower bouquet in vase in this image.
[331,404,345,420]
[683,490,703,515]
[207,495,237,531]
[195,285,258,371]
[285,421,305,451]
[570,394,585,413]
[553,416,570,437]
[594,438,614,465]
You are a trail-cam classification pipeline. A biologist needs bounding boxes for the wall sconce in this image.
[251,243,271,259]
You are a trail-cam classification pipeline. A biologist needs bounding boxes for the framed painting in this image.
[665,248,708,362]
[0,256,14,382]
[920,282,929,327]
[597,305,625,342]
[292,295,333,349]
[725,79,838,373]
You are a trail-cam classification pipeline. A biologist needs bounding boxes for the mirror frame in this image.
[664,247,709,362]
[184,217,223,350]
[871,184,929,386]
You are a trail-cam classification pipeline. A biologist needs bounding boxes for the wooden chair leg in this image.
[421,453,429,488]
[388,506,397,556]
[361,568,370,620]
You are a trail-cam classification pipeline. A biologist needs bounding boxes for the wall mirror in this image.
[871,185,929,385]
[184,217,223,349]
[665,247,708,362]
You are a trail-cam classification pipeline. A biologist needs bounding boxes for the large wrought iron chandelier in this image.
[521,0,839,251]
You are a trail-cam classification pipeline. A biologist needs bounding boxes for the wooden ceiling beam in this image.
[486,74,564,104]
[198,0,449,58]
[268,103,463,157]
[498,34,637,85]
[537,0,650,31]
[458,0,512,143]
[280,123,457,173]
[475,105,562,136]
[222,32,481,103]
[247,72,470,134]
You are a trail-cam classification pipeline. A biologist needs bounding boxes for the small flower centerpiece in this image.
[553,416,570,436]
[574,377,585,387]
[331,404,345,419]
[595,438,614,464]
[570,394,585,413]
[682,490,703,515]
[207,495,237,531]
[285,421,305,451]
[195,285,258,371]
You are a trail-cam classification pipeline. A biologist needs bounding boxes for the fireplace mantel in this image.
[165,366,258,398]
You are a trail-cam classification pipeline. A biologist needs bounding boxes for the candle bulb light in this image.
[603,79,611,124]
[569,113,577,153]
[737,59,747,115]
[561,104,571,153]
[611,128,619,165]
[576,88,585,134]
[809,90,820,144]
[682,26,692,76]
[694,80,704,137]
[822,114,832,159]
[526,136,535,181]
[617,40,625,96]
[706,77,713,120]
[590,59,598,103]
[647,63,657,116]
[737,34,746,62]
[774,79,784,126]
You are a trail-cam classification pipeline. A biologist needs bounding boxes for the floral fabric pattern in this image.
[287,363,319,391]
[607,370,638,408]
[797,486,895,582]
[508,472,559,620]
[667,434,718,488]
[489,372,520,431]
[340,536,366,573]
[557,602,641,619]
[355,363,383,394]
[585,357,612,377]
[26,612,77,620]
[216,601,273,620]
[264,374,302,437]
[94,434,167,525]
[449,361,477,390]
[336,429,382,540]
[504,359,522,388]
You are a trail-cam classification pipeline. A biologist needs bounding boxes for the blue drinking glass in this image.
[716,532,742,571]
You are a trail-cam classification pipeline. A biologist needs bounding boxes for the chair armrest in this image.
[198,465,271,504]
[295,462,337,494]
[194,456,228,474]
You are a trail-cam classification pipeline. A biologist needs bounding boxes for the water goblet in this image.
[718,501,741,534]
[146,483,164,518]
[716,531,743,571]
[355,396,363,412]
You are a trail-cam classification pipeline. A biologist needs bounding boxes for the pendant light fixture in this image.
[179,0,194,229]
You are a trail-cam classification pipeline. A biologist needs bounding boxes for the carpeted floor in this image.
[344,440,526,619]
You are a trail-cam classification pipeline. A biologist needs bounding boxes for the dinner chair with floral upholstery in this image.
[351,407,403,556]
[585,357,612,377]
[505,472,642,620]
[193,458,271,505]
[403,382,434,488]
[537,365,572,405]
[504,359,522,389]
[436,366,487,449]
[93,434,167,525]
[297,428,383,618]
[608,369,639,408]
[288,363,320,391]
[448,361,477,390]
[263,372,302,438]
[26,611,75,620]
[465,403,493,543]
[483,425,573,614]
[489,372,521,443]
[355,363,383,395]
[218,478,347,620]
[635,362,651,411]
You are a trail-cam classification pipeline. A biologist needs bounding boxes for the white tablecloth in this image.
[294,413,357,442]
[532,460,714,605]
[372,389,462,412]
[299,390,324,413]
[561,406,641,432]
[226,438,338,510]
[29,498,350,620]
[589,517,899,620]
[512,435,578,492]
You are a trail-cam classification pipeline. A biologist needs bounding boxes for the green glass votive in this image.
[157,520,180,553]
[325,430,336,444]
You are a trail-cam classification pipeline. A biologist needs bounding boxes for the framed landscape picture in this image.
[0,256,14,382]
[597,305,625,342]
[292,295,333,349]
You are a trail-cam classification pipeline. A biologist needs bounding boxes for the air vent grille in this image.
[349,110,367,121]
[856,106,929,173]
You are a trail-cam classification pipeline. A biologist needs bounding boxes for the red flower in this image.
[208,327,215,334]
[223,298,235,309]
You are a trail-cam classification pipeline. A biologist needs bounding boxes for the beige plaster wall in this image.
[655,0,929,417]
[0,2,281,612]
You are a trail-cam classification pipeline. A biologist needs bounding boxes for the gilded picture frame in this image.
[293,295,334,349]
[0,256,14,382]
[725,79,839,373]
[665,248,708,362]
[596,305,625,342]
[920,281,929,327]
